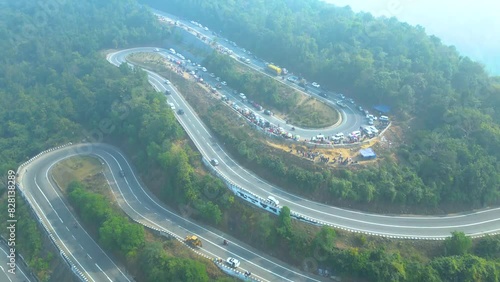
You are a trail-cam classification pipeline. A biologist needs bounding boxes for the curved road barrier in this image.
[18,143,323,282]
[107,48,500,240]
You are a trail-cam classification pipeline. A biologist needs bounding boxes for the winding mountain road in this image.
[153,9,371,137]
[14,44,500,282]
[107,47,500,239]
[18,143,323,282]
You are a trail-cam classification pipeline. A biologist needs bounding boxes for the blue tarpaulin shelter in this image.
[374,105,391,113]
[359,148,376,159]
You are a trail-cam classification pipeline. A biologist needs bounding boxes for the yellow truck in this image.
[185,235,202,247]
[267,64,282,76]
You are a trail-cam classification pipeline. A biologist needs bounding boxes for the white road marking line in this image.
[108,149,314,281]
[34,177,64,223]
[0,266,13,282]
[95,263,113,282]
[29,196,96,282]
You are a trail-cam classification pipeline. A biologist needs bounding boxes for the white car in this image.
[226,257,240,268]
[268,196,279,206]
[336,101,346,108]
[154,48,160,52]
[221,81,227,86]
[368,126,379,133]
[201,67,207,72]
[168,102,175,110]
[311,82,320,88]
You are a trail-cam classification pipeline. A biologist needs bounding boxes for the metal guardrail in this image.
[0,235,39,282]
[16,142,90,282]
[200,154,496,241]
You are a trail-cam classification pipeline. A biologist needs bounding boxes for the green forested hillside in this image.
[0,0,168,174]
[143,0,500,209]
[0,1,228,281]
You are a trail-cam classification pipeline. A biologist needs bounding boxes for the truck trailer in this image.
[267,64,282,76]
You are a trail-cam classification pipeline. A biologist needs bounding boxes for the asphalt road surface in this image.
[19,143,325,282]
[18,160,132,282]
[14,48,500,282]
[107,48,500,239]
[0,241,33,282]
[146,10,369,138]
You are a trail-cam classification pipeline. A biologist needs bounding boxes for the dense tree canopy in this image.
[0,0,170,175]
[0,0,231,280]
[144,0,500,209]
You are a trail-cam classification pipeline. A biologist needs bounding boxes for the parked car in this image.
[311,82,320,88]
[335,132,345,139]
[226,257,240,268]
[221,81,227,86]
[368,126,379,133]
[268,196,279,206]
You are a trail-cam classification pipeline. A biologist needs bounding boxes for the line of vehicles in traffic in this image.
[159,13,390,131]
[162,13,385,133]
[153,13,393,277]
[163,42,391,147]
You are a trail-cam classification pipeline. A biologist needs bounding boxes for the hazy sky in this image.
[323,0,500,75]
